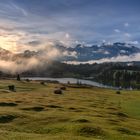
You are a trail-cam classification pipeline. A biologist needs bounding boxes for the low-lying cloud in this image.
[65,53,140,64]
[0,43,62,74]
[0,57,39,74]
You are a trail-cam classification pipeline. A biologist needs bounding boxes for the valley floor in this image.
[0,80,139,140]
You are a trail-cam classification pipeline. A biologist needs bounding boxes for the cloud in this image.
[65,53,140,64]
[0,0,139,46]
[124,23,129,27]
[63,51,77,58]
[0,24,76,52]
[65,33,70,39]
[0,57,40,74]
[124,33,131,37]
[10,2,28,17]
[114,29,120,33]
[27,40,41,46]
[127,41,139,45]
[0,42,62,74]
[0,0,139,75]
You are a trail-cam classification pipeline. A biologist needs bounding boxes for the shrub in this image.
[54,89,63,95]
[26,79,30,82]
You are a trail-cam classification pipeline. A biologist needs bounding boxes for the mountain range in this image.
[60,42,140,61]
[0,42,140,62]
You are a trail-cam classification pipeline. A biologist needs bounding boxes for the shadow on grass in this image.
[117,127,140,136]
[77,125,106,137]
[0,102,18,107]
[21,107,44,112]
[72,119,90,123]
[0,115,17,123]
[46,105,62,108]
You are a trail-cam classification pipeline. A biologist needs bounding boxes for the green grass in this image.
[0,80,139,140]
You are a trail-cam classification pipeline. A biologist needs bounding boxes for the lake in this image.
[22,77,117,89]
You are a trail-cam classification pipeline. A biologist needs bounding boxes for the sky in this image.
[0,0,140,52]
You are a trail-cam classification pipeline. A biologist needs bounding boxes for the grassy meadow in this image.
[0,80,139,140]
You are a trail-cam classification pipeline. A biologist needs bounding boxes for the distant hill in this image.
[21,61,140,77]
[21,61,140,89]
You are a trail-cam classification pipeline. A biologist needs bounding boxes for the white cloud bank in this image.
[64,53,140,64]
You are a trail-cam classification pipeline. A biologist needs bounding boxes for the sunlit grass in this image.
[0,80,139,140]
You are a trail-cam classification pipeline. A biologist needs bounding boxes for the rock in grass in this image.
[8,85,16,92]
[40,81,46,85]
[60,86,66,90]
[116,91,121,94]
[54,89,63,95]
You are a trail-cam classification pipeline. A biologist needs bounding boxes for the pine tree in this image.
[17,74,21,81]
